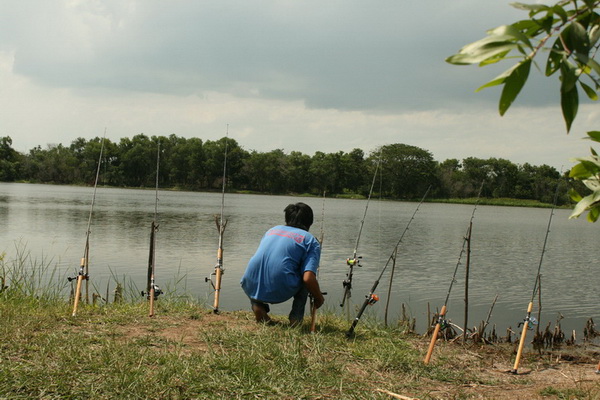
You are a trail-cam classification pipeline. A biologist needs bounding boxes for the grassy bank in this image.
[1,291,599,399]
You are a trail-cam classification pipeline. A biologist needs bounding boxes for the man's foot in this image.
[252,304,271,324]
[289,318,303,327]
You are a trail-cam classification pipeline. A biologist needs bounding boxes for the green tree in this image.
[203,137,247,190]
[0,136,22,181]
[286,151,313,194]
[374,144,437,198]
[437,158,469,198]
[117,134,155,187]
[446,0,599,220]
[243,149,288,193]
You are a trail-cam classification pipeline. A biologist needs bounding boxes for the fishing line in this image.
[70,130,106,316]
[206,126,229,313]
[346,185,431,337]
[310,190,327,333]
[424,180,484,363]
[144,140,163,317]
[511,177,562,374]
[340,148,383,309]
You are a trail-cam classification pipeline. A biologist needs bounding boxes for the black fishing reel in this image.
[342,278,352,290]
[67,272,89,282]
[141,285,163,300]
[517,316,538,329]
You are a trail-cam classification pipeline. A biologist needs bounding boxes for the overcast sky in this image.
[1,1,598,169]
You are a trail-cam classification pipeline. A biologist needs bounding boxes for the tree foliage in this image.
[446,0,600,220]
[0,134,569,205]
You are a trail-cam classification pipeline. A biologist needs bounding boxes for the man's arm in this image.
[303,270,324,308]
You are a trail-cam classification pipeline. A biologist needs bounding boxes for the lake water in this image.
[1,182,598,338]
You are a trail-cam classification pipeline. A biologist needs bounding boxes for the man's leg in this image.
[289,287,309,326]
[250,299,271,323]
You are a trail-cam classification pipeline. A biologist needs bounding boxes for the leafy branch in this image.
[446,0,600,221]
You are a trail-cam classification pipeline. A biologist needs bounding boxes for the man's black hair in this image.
[284,202,314,231]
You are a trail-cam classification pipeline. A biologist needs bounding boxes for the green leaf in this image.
[580,160,600,175]
[586,131,600,142]
[560,60,578,93]
[476,63,521,91]
[446,42,518,65]
[569,162,593,179]
[588,205,600,222]
[499,59,531,115]
[569,188,583,202]
[589,25,600,47]
[479,50,512,66]
[487,25,533,49]
[510,2,549,14]
[569,193,594,219]
[568,22,590,54]
[561,81,578,133]
[586,57,600,76]
[546,36,566,76]
[551,5,568,23]
[580,81,599,100]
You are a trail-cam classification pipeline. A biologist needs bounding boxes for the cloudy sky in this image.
[1,1,598,169]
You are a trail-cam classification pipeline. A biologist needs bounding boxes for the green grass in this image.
[0,297,470,399]
[1,251,598,399]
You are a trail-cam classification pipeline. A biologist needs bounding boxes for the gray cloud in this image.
[3,1,540,111]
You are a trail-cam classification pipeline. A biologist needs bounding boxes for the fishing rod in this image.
[206,127,229,314]
[511,179,561,374]
[340,150,382,309]
[69,133,105,317]
[142,141,163,317]
[424,181,484,364]
[310,191,326,333]
[347,185,431,338]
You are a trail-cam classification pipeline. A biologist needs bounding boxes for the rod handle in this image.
[424,305,446,364]
[212,267,223,312]
[72,275,84,317]
[149,287,155,317]
[511,302,534,373]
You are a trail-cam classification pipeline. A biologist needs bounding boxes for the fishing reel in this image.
[517,316,538,329]
[205,267,225,290]
[367,293,379,305]
[67,272,89,282]
[343,257,362,289]
[346,256,362,268]
[141,285,163,300]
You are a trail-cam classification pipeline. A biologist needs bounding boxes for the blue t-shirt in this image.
[240,225,321,304]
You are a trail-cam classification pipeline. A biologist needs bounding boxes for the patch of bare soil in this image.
[417,343,600,399]
[114,310,258,354]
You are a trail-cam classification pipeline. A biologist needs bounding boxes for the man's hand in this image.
[312,293,325,309]
[303,270,324,309]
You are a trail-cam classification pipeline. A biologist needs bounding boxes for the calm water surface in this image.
[1,182,598,337]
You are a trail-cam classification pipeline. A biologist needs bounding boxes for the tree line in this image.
[0,134,572,204]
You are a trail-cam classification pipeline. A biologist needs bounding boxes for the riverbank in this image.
[1,295,598,399]
[12,180,571,209]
